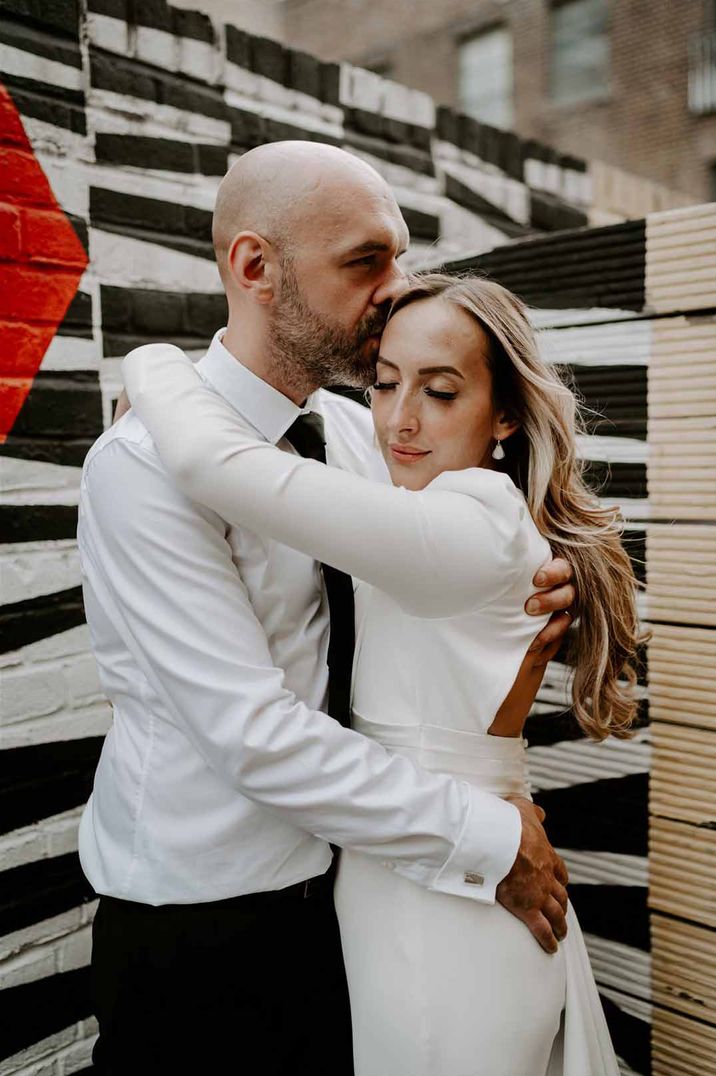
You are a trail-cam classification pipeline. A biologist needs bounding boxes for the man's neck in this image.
[221,321,317,406]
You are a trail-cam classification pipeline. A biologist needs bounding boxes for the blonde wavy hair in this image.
[389,273,642,741]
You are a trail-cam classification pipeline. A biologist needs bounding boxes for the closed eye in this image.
[373,381,397,390]
[349,255,377,267]
[425,388,458,400]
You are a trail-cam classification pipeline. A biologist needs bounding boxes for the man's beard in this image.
[267,258,389,390]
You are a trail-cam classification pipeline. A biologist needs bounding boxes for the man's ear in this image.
[227,231,277,303]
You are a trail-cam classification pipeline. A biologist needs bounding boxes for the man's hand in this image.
[497,798,569,953]
[525,556,575,668]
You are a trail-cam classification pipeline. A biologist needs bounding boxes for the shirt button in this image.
[464,871,485,886]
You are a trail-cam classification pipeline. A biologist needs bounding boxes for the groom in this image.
[79,141,575,1075]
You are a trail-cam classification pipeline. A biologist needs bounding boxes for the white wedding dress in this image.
[124,348,620,1076]
[336,576,620,1076]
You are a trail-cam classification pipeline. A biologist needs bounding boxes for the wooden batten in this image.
[645,526,716,624]
[650,722,716,825]
[649,817,716,928]
[651,914,716,1021]
[645,205,716,313]
[652,1007,716,1076]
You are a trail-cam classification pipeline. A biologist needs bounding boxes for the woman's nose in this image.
[390,394,419,436]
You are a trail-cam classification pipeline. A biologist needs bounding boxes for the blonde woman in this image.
[123,274,639,1075]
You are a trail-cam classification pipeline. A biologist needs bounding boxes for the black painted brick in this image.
[56,289,93,337]
[131,289,186,334]
[229,105,266,148]
[196,143,228,175]
[185,292,228,336]
[1,736,103,835]
[435,105,459,144]
[0,15,82,67]
[0,503,78,543]
[529,190,588,231]
[0,0,80,36]
[134,0,172,33]
[0,966,93,1061]
[4,75,86,136]
[287,48,322,99]
[86,0,127,17]
[250,34,287,84]
[225,23,250,68]
[320,62,340,106]
[95,133,191,173]
[10,371,103,439]
[399,205,439,243]
[90,187,212,246]
[172,7,213,43]
[0,585,86,652]
[534,773,648,856]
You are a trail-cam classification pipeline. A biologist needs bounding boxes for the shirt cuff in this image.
[429,786,521,903]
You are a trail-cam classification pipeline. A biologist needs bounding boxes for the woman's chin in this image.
[388,464,433,491]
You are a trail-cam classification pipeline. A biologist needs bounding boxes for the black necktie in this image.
[284,413,355,728]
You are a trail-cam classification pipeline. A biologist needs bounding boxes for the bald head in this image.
[212,141,397,281]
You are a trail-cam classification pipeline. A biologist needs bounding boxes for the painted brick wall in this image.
[0,2,713,1073]
[285,0,716,204]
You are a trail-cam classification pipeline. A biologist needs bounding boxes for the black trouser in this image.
[90,874,354,1075]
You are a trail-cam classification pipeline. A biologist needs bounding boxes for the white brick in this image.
[134,25,178,72]
[86,12,129,55]
[0,1025,79,1076]
[178,36,218,84]
[1,627,93,672]
[88,88,230,145]
[1,666,68,723]
[0,543,80,605]
[0,907,86,964]
[1,702,112,749]
[0,808,82,871]
[65,653,103,708]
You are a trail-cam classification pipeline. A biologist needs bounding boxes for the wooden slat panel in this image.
[651,914,716,1021]
[652,1007,716,1076]
[645,525,716,625]
[648,623,716,730]
[646,205,716,313]
[650,723,716,825]
[649,816,716,928]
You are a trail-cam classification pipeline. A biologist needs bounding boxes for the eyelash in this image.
[373,382,458,401]
[350,255,376,267]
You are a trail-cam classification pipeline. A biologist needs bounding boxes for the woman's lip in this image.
[389,445,430,463]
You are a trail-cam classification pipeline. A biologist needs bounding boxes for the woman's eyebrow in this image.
[376,357,465,379]
[418,365,464,378]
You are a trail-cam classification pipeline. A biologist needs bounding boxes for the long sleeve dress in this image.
[123,345,620,1076]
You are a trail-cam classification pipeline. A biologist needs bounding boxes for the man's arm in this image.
[80,436,521,904]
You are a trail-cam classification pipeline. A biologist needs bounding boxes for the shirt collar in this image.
[195,329,320,444]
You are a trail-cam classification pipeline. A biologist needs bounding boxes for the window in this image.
[550,0,610,105]
[458,26,513,130]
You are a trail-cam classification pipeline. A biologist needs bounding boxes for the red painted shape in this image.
[0,82,88,442]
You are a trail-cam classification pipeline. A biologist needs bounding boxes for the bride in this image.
[123,273,640,1076]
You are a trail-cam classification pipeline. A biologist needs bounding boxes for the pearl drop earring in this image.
[492,438,505,461]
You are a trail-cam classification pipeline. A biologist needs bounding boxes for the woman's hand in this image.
[525,556,575,667]
[488,557,574,735]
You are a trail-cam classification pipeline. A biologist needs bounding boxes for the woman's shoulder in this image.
[425,466,528,517]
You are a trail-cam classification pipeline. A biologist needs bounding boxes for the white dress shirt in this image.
[77,330,520,906]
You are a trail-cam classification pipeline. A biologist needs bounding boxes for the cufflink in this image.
[464,871,485,886]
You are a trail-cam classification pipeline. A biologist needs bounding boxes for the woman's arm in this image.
[124,344,530,619]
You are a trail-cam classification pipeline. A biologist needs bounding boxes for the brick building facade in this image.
[283,0,716,202]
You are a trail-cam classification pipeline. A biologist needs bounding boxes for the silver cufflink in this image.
[464,871,485,886]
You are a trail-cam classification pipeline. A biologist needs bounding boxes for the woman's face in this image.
[371,296,516,491]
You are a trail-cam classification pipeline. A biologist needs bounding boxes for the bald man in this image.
[79,142,574,1074]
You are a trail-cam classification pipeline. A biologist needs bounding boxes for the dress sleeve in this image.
[124,344,531,619]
